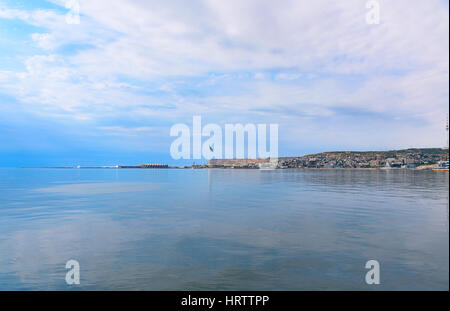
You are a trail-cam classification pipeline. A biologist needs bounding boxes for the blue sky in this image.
[0,0,449,167]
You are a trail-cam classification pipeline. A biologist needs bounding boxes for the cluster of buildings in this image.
[280,148,449,169]
[207,158,270,169]
[204,148,449,169]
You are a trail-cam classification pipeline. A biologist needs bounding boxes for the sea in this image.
[0,168,448,290]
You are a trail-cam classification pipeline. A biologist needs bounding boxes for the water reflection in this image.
[0,168,448,290]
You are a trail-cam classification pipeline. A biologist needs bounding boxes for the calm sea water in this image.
[0,168,448,290]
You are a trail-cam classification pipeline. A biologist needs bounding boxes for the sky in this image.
[0,0,449,167]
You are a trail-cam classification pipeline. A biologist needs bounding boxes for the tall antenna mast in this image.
[445,113,448,150]
[446,114,449,150]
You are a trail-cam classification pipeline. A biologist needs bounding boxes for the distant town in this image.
[22,148,449,170]
[205,148,449,170]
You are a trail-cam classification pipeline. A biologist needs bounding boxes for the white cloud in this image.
[0,0,448,149]
[275,73,302,81]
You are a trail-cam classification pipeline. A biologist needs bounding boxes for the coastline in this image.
[18,166,448,171]
[18,148,449,171]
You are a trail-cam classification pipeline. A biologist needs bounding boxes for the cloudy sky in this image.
[0,0,448,166]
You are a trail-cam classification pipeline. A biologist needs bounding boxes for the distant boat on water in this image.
[432,160,449,171]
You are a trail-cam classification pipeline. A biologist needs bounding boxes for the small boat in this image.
[432,160,449,171]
